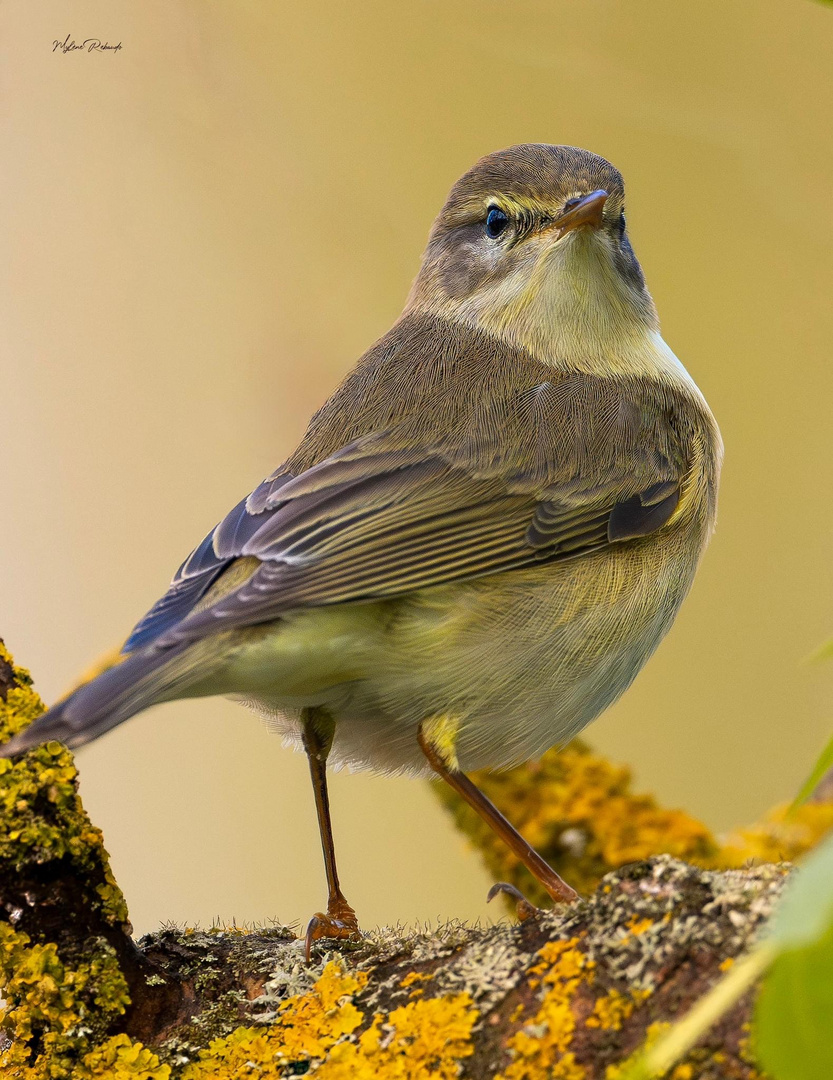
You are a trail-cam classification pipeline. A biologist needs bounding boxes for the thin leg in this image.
[302,709,360,961]
[417,723,578,909]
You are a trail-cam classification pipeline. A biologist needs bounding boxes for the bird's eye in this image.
[485,206,509,239]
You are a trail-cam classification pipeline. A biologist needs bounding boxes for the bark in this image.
[0,638,808,1078]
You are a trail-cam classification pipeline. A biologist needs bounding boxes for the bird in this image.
[2,144,722,957]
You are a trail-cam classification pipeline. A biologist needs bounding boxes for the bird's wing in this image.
[126,377,688,654]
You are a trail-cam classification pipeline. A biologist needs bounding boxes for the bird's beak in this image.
[544,189,608,239]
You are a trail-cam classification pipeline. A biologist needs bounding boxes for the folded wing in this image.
[125,377,688,654]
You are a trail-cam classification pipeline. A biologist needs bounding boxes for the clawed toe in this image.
[304,909,361,963]
[487,881,545,921]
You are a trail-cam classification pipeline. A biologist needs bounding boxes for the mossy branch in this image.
[0,638,826,1079]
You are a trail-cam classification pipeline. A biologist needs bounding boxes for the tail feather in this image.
[0,641,195,757]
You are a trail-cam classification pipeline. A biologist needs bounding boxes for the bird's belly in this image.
[234,530,702,777]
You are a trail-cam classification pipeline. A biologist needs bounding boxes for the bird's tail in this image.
[0,639,201,757]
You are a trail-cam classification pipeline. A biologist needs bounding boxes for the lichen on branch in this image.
[0,638,822,1079]
[0,639,180,1077]
[434,739,833,908]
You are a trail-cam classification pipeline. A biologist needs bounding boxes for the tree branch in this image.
[0,637,818,1078]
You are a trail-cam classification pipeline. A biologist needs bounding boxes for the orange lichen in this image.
[0,638,807,1078]
[401,969,434,997]
[435,740,718,904]
[435,738,833,905]
[316,992,477,1079]
[400,970,432,987]
[181,959,477,1080]
[182,961,367,1077]
[718,801,833,867]
[625,916,654,936]
[497,938,594,1080]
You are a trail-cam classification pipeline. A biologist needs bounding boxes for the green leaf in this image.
[755,831,833,1077]
[790,730,833,810]
[756,920,833,1079]
[766,831,833,949]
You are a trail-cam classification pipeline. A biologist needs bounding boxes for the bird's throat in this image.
[450,233,665,379]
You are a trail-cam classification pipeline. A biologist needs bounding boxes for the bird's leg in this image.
[417,718,579,918]
[301,708,361,962]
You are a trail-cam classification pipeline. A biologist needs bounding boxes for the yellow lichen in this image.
[1,644,481,1080]
[1,1033,170,1080]
[0,923,129,1035]
[181,959,477,1080]
[400,970,434,997]
[435,740,718,904]
[76,1034,172,1079]
[497,938,594,1080]
[718,801,833,867]
[586,988,649,1032]
[0,638,812,1077]
[182,961,367,1076]
[625,916,654,936]
[498,941,655,1077]
[317,993,477,1079]
[0,922,131,1079]
[435,738,833,905]
[0,641,128,927]
[0,640,132,1079]
[400,970,431,987]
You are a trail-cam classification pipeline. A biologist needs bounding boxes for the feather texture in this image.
[2,144,723,775]
[121,312,707,654]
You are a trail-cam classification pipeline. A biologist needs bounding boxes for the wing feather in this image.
[124,354,691,654]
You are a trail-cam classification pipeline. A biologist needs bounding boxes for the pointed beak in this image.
[545,189,608,239]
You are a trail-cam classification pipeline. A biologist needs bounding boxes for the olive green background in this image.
[2,0,832,935]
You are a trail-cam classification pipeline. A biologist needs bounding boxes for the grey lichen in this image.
[0,636,794,1078]
[130,856,788,1077]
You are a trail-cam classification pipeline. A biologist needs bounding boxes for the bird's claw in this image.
[487,881,545,922]
[304,906,361,963]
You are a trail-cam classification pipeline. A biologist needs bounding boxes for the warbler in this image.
[3,145,722,955]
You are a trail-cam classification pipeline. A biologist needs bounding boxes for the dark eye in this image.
[485,206,509,239]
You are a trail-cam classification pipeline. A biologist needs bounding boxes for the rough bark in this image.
[0,637,815,1079]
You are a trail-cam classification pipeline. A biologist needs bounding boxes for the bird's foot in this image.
[487,881,544,921]
[304,896,361,963]
[487,879,578,921]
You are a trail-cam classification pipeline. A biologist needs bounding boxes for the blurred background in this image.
[1,0,832,936]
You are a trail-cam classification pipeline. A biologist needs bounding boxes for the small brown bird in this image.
[3,145,721,956]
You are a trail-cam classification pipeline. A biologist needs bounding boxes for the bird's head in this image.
[407,144,659,366]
